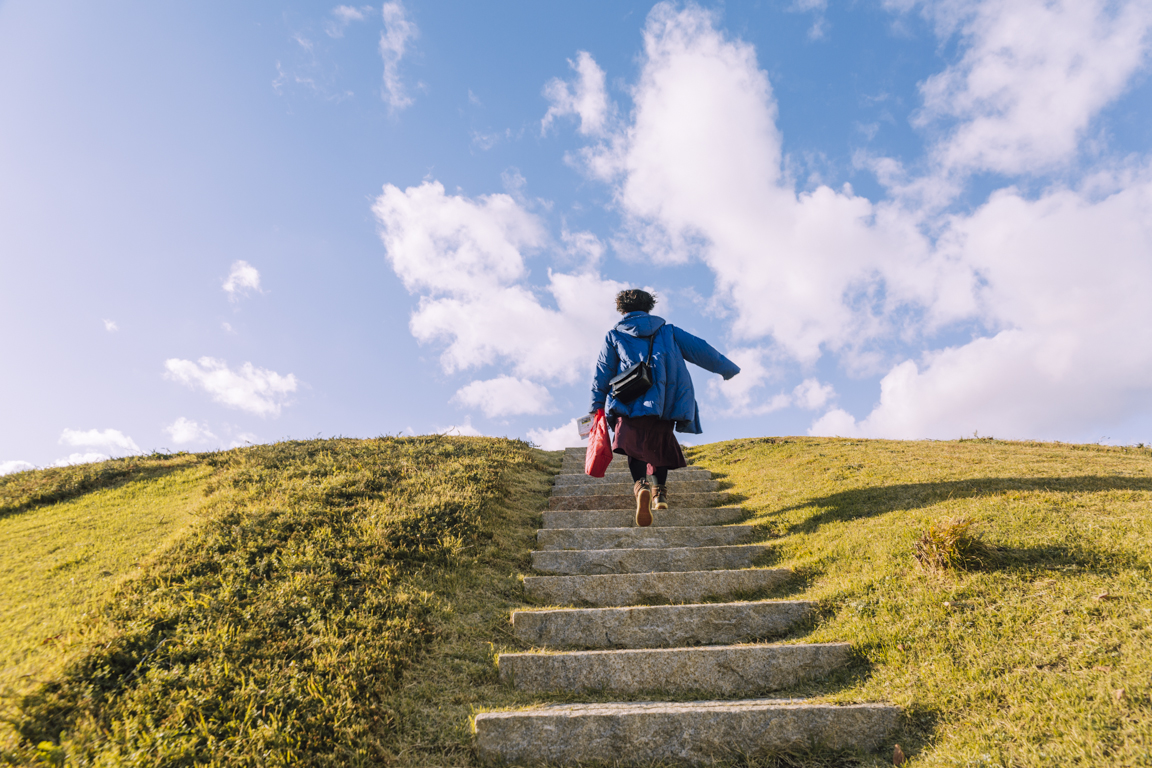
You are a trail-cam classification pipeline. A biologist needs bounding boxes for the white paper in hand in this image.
[577,414,593,440]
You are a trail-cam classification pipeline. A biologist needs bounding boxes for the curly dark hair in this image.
[615,289,657,314]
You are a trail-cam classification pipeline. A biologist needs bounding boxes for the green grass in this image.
[2,437,554,767]
[0,456,209,724]
[7,435,1152,767]
[686,437,1152,767]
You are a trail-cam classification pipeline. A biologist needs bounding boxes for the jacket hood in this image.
[615,312,666,337]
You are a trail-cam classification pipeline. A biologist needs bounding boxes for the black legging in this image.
[628,456,668,486]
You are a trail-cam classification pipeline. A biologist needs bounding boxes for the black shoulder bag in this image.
[608,331,657,404]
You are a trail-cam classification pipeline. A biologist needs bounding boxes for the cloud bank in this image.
[59,428,141,454]
[568,1,1152,441]
[164,357,299,417]
[375,0,1152,443]
[373,180,625,415]
[164,417,218,445]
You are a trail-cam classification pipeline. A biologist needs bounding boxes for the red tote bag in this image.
[585,409,613,478]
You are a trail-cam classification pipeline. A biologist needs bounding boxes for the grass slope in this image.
[687,437,1152,767]
[7,436,1152,767]
[3,437,554,767]
[1,457,208,715]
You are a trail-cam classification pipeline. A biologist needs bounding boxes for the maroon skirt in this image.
[611,415,687,475]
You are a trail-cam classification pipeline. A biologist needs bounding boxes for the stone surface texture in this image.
[536,525,756,551]
[541,507,745,529]
[530,544,768,575]
[499,642,852,694]
[473,446,898,765]
[559,464,648,475]
[522,568,794,607]
[473,700,901,765]
[552,468,710,486]
[548,491,732,510]
[512,600,815,648]
[551,479,719,497]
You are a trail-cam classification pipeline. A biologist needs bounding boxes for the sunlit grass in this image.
[687,436,1152,767]
[8,436,1152,766]
[4,436,552,767]
[0,456,209,744]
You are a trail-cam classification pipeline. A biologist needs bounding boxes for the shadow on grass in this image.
[783,476,1152,534]
[978,541,1140,572]
[0,461,194,521]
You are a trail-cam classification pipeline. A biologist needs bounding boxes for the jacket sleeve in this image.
[590,333,620,411]
[673,326,741,380]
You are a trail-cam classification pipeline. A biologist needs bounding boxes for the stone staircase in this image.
[474,448,899,765]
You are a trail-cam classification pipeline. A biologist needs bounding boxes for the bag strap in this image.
[643,331,656,362]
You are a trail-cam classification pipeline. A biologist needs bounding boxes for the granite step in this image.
[557,461,707,473]
[524,568,792,607]
[558,459,703,471]
[549,491,732,510]
[531,544,768,575]
[556,466,652,477]
[512,600,815,649]
[499,642,852,694]
[542,506,744,529]
[537,525,756,551]
[552,468,710,486]
[473,699,900,765]
[551,479,720,497]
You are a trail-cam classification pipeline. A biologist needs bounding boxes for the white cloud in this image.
[380,1,417,112]
[164,357,299,417]
[223,260,261,299]
[810,171,1152,440]
[711,347,785,414]
[711,350,833,415]
[438,416,483,437]
[913,0,1152,178]
[228,432,259,449]
[54,453,109,467]
[293,32,313,52]
[561,228,605,269]
[565,1,1152,441]
[375,180,545,296]
[373,180,625,385]
[527,418,587,450]
[453,376,554,418]
[103,319,118,332]
[471,127,512,151]
[327,4,372,37]
[542,51,611,136]
[59,428,140,454]
[0,460,35,475]
[582,3,963,365]
[164,417,217,446]
[789,0,829,39]
[792,378,835,410]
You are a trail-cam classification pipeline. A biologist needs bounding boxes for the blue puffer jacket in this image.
[590,312,741,434]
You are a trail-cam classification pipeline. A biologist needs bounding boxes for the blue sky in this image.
[3,0,1152,471]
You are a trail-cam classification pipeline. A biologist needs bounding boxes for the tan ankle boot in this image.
[633,479,652,527]
[652,484,668,510]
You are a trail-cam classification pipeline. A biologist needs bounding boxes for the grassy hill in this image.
[688,436,1152,767]
[1,437,556,767]
[1,455,208,710]
[3,435,1152,766]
